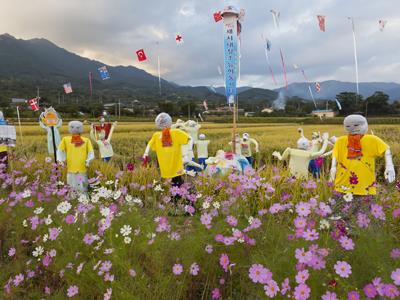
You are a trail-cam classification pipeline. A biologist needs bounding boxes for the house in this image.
[310,109,337,118]
[261,108,274,114]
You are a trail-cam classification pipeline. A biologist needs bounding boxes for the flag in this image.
[175,34,184,44]
[88,72,93,96]
[379,20,387,31]
[315,82,321,93]
[317,15,326,32]
[98,66,110,80]
[28,97,40,111]
[63,83,73,94]
[265,39,272,51]
[217,65,223,76]
[279,48,288,89]
[270,9,280,29]
[335,98,342,110]
[136,49,147,62]
[203,100,208,111]
[213,11,222,22]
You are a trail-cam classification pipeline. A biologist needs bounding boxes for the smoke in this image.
[272,90,286,110]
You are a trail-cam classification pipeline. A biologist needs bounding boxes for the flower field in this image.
[1,122,399,299]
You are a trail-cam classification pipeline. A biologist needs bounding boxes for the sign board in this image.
[41,107,60,126]
[0,125,16,147]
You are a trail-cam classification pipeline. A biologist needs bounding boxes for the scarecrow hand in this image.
[272,151,280,158]
[384,165,395,183]
[322,132,329,140]
[329,166,336,182]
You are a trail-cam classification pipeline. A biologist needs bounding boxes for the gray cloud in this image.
[1,0,399,89]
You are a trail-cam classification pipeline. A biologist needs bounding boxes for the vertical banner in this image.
[349,17,359,96]
[223,14,239,104]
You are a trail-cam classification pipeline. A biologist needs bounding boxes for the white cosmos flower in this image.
[34,207,44,215]
[124,237,132,244]
[319,219,330,230]
[100,207,110,217]
[22,189,31,198]
[125,195,133,202]
[202,202,210,209]
[44,215,53,225]
[32,246,44,257]
[114,190,122,200]
[120,225,132,237]
[343,193,353,203]
[22,219,28,227]
[105,180,114,185]
[43,234,49,242]
[154,184,164,192]
[78,194,89,205]
[212,202,220,209]
[56,201,71,214]
[248,216,254,225]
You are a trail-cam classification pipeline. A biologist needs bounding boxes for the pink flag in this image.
[63,83,73,94]
[315,82,321,93]
[317,15,326,32]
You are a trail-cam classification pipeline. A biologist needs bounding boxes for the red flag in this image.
[315,82,321,93]
[213,11,222,22]
[136,49,147,62]
[317,15,326,32]
[28,97,40,111]
[175,34,184,44]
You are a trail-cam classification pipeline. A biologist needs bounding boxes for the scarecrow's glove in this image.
[322,132,329,141]
[86,151,94,167]
[329,157,337,182]
[384,149,396,183]
[143,144,150,160]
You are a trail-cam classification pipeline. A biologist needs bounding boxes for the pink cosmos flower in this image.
[302,229,319,241]
[363,283,377,298]
[248,264,272,284]
[8,247,16,257]
[281,278,291,295]
[391,248,400,259]
[384,284,399,298]
[370,204,385,220]
[65,214,75,224]
[67,285,78,298]
[393,208,400,218]
[190,263,199,276]
[391,268,400,285]
[219,253,229,272]
[294,283,311,300]
[356,213,370,228]
[172,263,183,275]
[347,291,360,300]
[339,236,355,251]
[226,215,238,227]
[48,227,60,241]
[295,248,312,264]
[83,233,96,245]
[295,270,309,284]
[264,280,279,298]
[211,288,221,299]
[295,202,311,217]
[334,261,352,278]
[100,261,112,273]
[294,217,307,229]
[13,273,24,286]
[322,291,338,300]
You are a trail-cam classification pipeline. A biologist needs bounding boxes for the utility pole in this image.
[118,99,121,119]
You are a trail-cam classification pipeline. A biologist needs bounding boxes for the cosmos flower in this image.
[67,285,78,297]
[248,264,272,284]
[172,263,183,275]
[334,261,352,278]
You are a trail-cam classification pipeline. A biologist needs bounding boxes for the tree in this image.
[335,92,363,116]
[365,91,391,116]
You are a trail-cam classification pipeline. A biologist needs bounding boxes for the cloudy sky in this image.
[1,0,400,89]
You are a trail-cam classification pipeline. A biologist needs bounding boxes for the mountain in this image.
[274,80,400,102]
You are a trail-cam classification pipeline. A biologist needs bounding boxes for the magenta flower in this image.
[65,214,75,224]
[211,288,221,299]
[226,215,238,227]
[356,213,370,228]
[48,227,60,241]
[334,261,352,278]
[370,204,385,220]
[294,217,307,229]
[322,291,338,300]
[339,236,355,251]
[294,283,311,300]
[295,270,309,284]
[172,263,183,275]
[302,229,319,241]
[190,263,199,276]
[295,248,312,264]
[391,248,400,259]
[219,253,230,272]
[347,291,360,300]
[363,283,377,298]
[13,273,24,286]
[264,279,279,297]
[281,278,291,295]
[392,268,400,285]
[67,285,78,298]
[349,172,359,185]
[83,233,96,245]
[248,264,272,284]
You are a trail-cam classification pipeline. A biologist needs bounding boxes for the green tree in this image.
[335,92,363,116]
[365,91,391,116]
